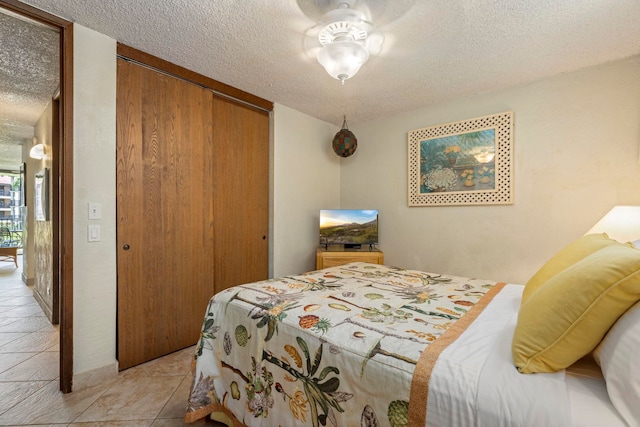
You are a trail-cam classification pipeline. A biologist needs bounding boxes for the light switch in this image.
[88,224,101,242]
[89,202,102,220]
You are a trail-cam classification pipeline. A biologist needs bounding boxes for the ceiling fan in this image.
[297,0,413,84]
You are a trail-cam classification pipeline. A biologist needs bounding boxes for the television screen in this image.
[319,209,378,248]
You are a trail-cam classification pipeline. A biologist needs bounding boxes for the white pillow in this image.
[593,300,640,426]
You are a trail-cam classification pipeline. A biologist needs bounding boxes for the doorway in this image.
[0,0,74,393]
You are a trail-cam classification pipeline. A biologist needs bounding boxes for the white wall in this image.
[73,24,118,376]
[273,104,340,277]
[342,57,640,284]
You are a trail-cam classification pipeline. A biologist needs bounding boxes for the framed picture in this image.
[34,168,48,221]
[408,111,513,206]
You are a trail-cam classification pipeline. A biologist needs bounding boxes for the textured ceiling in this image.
[2,0,640,168]
[0,8,59,171]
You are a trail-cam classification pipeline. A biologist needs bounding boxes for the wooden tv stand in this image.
[316,247,384,269]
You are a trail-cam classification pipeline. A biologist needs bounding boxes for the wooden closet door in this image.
[212,96,269,292]
[116,59,215,370]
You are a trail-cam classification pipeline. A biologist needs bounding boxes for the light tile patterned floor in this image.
[0,256,222,426]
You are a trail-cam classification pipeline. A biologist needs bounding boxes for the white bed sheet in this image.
[425,284,625,427]
[566,374,626,427]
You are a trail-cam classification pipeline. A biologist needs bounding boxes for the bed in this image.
[185,234,640,427]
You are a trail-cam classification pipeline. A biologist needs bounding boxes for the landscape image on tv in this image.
[319,209,378,246]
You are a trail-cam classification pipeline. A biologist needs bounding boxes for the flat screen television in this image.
[319,209,378,249]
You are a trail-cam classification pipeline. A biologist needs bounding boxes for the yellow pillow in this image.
[521,233,620,304]
[512,244,640,374]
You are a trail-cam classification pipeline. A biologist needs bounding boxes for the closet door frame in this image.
[117,44,273,112]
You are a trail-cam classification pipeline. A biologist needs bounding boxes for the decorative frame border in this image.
[408,111,513,206]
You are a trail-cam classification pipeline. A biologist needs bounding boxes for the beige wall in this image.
[273,104,340,277]
[342,56,640,284]
[25,103,53,284]
[73,24,118,377]
[31,100,54,320]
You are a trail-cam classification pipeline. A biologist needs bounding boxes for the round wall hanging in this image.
[332,116,357,158]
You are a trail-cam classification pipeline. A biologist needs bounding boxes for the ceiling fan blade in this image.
[296,0,416,28]
[365,32,385,56]
[302,30,323,58]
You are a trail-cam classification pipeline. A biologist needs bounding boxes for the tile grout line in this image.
[0,379,52,419]
[153,372,192,421]
[0,351,40,376]
[68,379,124,424]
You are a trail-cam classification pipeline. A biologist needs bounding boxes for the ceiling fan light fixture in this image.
[313,1,378,84]
[317,40,369,84]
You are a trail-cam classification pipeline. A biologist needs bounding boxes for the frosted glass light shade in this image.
[317,40,369,84]
[29,143,45,159]
[587,206,640,243]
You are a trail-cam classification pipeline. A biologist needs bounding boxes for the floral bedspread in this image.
[185,262,498,426]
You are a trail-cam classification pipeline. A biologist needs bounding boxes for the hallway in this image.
[0,256,218,425]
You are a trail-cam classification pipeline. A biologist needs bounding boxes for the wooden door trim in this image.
[0,0,74,393]
[59,20,74,395]
[116,43,274,113]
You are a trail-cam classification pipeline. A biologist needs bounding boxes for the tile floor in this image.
[0,256,222,426]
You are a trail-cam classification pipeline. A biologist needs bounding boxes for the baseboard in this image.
[73,361,119,391]
[32,288,53,322]
[21,272,34,286]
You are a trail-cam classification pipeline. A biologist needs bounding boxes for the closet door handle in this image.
[123,244,130,250]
